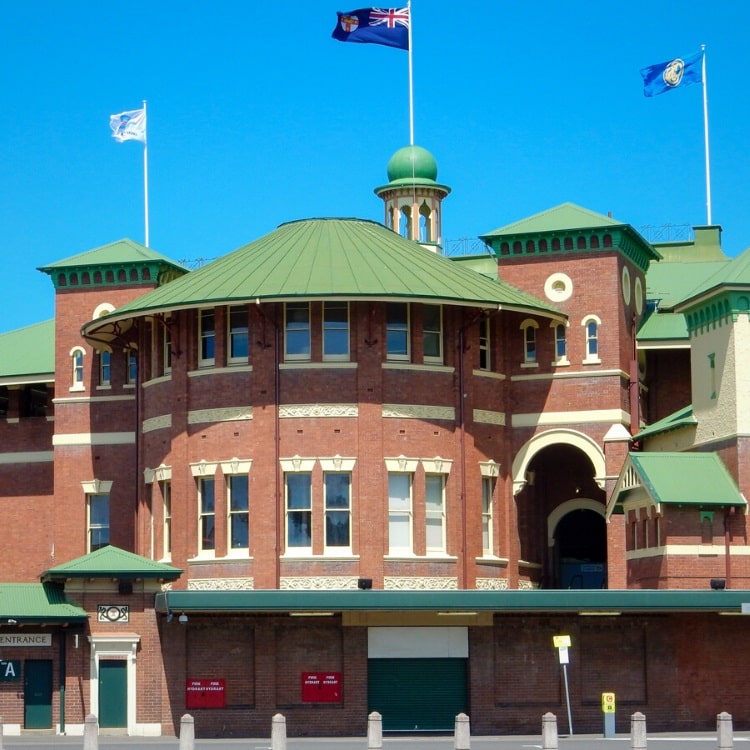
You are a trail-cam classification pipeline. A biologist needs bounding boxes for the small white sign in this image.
[558,646,569,664]
[0,634,52,647]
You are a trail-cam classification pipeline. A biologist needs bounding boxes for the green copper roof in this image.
[633,405,696,441]
[155,588,750,615]
[38,238,184,271]
[0,320,54,381]
[636,311,689,344]
[676,245,750,309]
[0,583,88,623]
[388,145,438,182]
[481,202,624,237]
[626,452,744,508]
[42,545,182,581]
[646,260,729,310]
[83,218,561,336]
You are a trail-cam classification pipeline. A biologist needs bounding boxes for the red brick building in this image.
[1,145,749,736]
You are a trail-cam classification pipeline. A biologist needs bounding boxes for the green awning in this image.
[0,583,88,624]
[42,545,182,581]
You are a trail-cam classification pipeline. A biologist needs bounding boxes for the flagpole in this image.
[407,0,414,145]
[143,99,150,246]
[701,45,712,225]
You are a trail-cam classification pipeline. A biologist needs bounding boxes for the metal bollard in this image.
[271,712,287,750]
[542,712,558,750]
[454,712,470,750]
[717,712,733,750]
[179,714,195,750]
[83,714,99,750]
[631,711,647,750]
[0,714,4,750]
[367,711,383,750]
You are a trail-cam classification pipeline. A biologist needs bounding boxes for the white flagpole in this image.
[407,0,414,145]
[143,99,150,246]
[701,45,712,225]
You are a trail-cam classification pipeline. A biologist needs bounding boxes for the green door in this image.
[99,660,127,728]
[24,659,53,729]
[368,658,467,732]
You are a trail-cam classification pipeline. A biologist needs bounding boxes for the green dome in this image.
[386,145,438,183]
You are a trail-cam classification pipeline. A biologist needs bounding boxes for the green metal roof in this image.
[481,202,624,237]
[636,311,689,345]
[633,405,696,441]
[42,545,182,581]
[621,452,745,509]
[38,238,186,272]
[0,320,54,381]
[0,583,88,623]
[155,588,750,615]
[646,260,729,310]
[82,218,562,337]
[675,245,750,311]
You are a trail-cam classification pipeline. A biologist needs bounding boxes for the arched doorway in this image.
[550,504,607,588]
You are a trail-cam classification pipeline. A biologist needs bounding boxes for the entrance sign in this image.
[185,679,226,709]
[0,634,51,647]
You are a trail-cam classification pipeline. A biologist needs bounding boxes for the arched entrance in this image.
[549,501,607,588]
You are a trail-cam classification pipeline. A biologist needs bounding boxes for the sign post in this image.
[553,635,573,736]
[602,692,616,738]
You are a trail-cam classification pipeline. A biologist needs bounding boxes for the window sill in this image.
[279,362,357,370]
[280,553,360,561]
[520,362,539,369]
[475,555,509,566]
[473,369,506,380]
[189,365,254,377]
[582,358,602,366]
[385,554,458,562]
[551,359,570,367]
[382,362,454,374]
[143,374,172,388]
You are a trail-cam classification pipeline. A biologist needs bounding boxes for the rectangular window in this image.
[286,473,312,550]
[198,477,216,552]
[161,480,172,558]
[228,475,250,549]
[386,302,409,360]
[285,302,311,360]
[199,309,216,366]
[98,351,111,386]
[423,304,443,363]
[88,494,110,552]
[126,350,137,385]
[524,325,537,363]
[388,473,412,554]
[482,477,494,555]
[555,323,567,362]
[425,474,446,552]
[228,306,249,363]
[164,326,172,374]
[479,317,490,370]
[324,472,351,549]
[323,302,349,360]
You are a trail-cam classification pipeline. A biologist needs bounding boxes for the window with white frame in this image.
[386,302,409,360]
[228,305,249,363]
[163,325,172,374]
[70,347,85,391]
[582,314,601,363]
[88,494,110,551]
[323,301,349,360]
[98,350,111,387]
[481,476,494,555]
[126,350,137,385]
[324,472,351,549]
[425,474,446,552]
[285,472,312,551]
[285,302,311,360]
[387,473,413,554]
[423,304,443,363]
[520,319,538,365]
[553,322,568,365]
[228,474,250,550]
[478,316,490,370]
[197,476,216,552]
[199,308,216,366]
[161,479,172,558]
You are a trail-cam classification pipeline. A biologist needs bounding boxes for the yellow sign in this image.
[602,692,616,713]
[552,635,571,649]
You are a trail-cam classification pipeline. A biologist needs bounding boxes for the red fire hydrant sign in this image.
[301,672,342,702]
[186,678,226,709]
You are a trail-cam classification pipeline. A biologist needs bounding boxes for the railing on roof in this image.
[442,237,494,257]
[178,257,216,270]
[637,224,693,243]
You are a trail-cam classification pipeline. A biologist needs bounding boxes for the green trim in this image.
[155,588,750,615]
[682,290,750,335]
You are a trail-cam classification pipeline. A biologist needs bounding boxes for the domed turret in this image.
[375,145,451,251]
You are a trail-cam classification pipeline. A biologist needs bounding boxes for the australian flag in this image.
[332,7,409,50]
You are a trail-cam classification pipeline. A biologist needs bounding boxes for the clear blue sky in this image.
[2,1,749,334]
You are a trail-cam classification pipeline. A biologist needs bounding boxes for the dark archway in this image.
[555,509,607,588]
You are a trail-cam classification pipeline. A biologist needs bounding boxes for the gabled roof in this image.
[0,320,54,382]
[38,238,186,272]
[646,260,729,310]
[82,218,563,339]
[481,202,623,237]
[41,545,182,581]
[636,310,689,347]
[675,245,750,311]
[0,583,88,623]
[607,452,746,517]
[632,405,696,441]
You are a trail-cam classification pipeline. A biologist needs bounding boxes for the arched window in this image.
[520,319,539,365]
[552,322,568,365]
[581,315,602,364]
[419,201,432,242]
[70,346,86,391]
[577,236,586,249]
[98,350,111,387]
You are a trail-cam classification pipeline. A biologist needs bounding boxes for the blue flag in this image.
[332,7,409,50]
[640,51,703,97]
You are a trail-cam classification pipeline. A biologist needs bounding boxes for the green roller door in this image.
[368,658,467,731]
